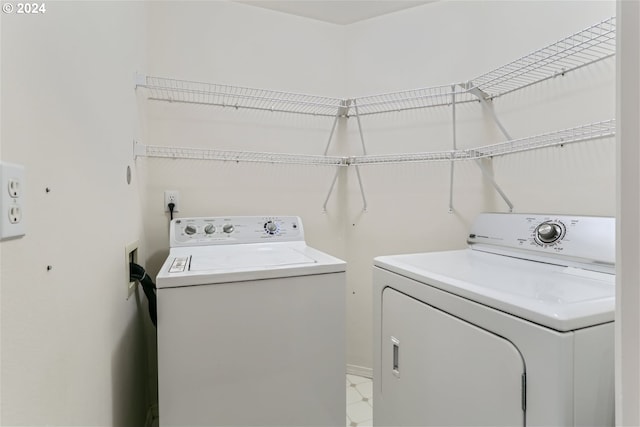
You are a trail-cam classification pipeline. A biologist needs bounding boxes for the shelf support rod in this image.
[322,167,341,212]
[464,84,512,141]
[351,99,368,211]
[474,159,514,212]
[449,85,457,214]
[323,114,340,155]
[323,99,349,156]
[355,165,368,212]
[352,99,368,155]
[321,100,350,211]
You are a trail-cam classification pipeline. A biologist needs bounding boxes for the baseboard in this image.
[347,364,373,379]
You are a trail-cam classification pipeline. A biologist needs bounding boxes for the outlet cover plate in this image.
[126,240,139,300]
[164,190,179,212]
[0,162,25,240]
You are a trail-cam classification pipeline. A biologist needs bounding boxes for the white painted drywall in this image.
[616,0,640,424]
[1,2,150,425]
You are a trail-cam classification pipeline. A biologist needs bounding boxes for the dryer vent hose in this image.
[129,262,157,327]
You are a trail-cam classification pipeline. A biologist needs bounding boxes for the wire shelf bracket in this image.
[463,84,513,141]
[475,159,514,212]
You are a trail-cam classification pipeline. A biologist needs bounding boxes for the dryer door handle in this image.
[391,336,400,378]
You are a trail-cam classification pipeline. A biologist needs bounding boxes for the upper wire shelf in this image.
[135,17,615,119]
[351,84,477,116]
[136,75,346,118]
[468,17,616,99]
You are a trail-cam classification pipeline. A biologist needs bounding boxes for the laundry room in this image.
[1,0,639,426]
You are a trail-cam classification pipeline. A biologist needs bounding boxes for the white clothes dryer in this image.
[373,213,615,427]
[156,216,346,427]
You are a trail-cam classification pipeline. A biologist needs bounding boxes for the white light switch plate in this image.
[1,162,26,240]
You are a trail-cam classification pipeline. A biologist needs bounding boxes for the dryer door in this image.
[378,287,526,426]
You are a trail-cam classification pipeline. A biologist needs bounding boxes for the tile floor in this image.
[346,374,373,427]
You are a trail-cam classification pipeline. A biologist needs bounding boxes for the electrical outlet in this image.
[0,162,25,240]
[125,241,139,300]
[164,190,180,212]
[9,205,21,224]
[8,178,20,198]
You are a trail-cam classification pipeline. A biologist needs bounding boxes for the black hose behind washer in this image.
[129,262,157,327]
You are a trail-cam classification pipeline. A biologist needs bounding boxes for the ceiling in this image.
[235,1,434,25]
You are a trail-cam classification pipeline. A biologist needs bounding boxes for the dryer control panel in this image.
[170,216,304,247]
[467,213,614,272]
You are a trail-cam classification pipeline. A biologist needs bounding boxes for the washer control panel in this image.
[467,213,615,270]
[170,216,304,247]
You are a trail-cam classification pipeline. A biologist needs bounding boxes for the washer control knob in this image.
[204,224,216,234]
[536,222,562,243]
[264,221,278,234]
[184,224,197,235]
[223,224,235,234]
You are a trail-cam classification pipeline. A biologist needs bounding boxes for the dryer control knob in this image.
[536,222,562,243]
[185,224,197,235]
[223,224,235,234]
[265,221,278,234]
[204,224,216,234]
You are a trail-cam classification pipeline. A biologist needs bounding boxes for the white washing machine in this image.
[156,216,346,427]
[373,213,615,427]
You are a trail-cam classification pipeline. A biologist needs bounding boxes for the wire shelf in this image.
[349,150,471,165]
[135,18,615,118]
[137,75,346,117]
[471,119,616,158]
[351,84,477,117]
[135,120,614,166]
[468,17,616,99]
[134,141,346,166]
[347,120,615,165]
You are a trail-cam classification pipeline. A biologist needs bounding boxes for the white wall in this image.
[616,0,640,423]
[1,2,150,425]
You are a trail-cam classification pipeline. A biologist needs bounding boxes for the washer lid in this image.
[374,249,615,332]
[156,242,345,288]
[189,245,315,271]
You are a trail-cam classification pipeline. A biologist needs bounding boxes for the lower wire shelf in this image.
[134,119,615,213]
[134,141,347,166]
[134,120,615,167]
